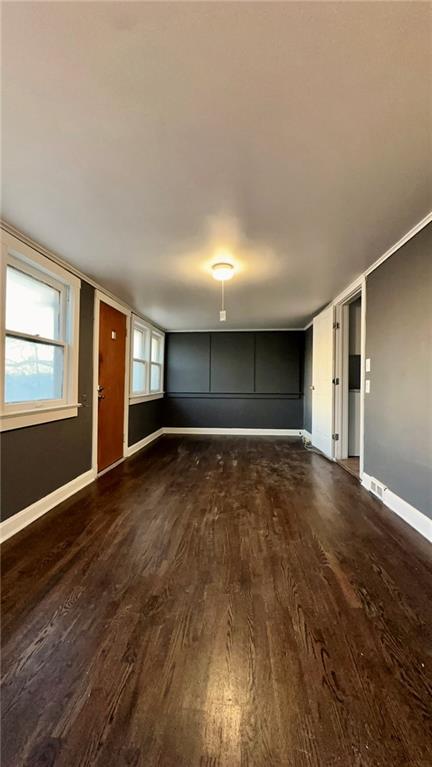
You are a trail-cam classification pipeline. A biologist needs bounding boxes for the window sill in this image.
[0,403,80,432]
[129,392,164,405]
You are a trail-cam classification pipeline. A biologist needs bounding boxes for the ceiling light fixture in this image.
[211,262,234,282]
[211,262,235,322]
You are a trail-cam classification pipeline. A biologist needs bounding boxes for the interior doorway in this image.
[333,282,365,479]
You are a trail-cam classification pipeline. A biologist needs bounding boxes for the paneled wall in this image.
[164,331,304,429]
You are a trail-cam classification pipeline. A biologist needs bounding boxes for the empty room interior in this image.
[1,2,432,766]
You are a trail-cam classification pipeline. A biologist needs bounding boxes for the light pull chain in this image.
[220,280,226,322]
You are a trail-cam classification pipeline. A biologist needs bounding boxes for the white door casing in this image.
[312,305,334,458]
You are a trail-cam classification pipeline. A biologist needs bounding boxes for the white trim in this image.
[129,393,164,405]
[0,220,165,333]
[167,327,305,333]
[2,213,430,338]
[1,231,81,430]
[332,278,365,478]
[96,457,125,478]
[92,291,130,475]
[326,212,432,312]
[303,429,312,442]
[126,427,164,456]
[364,211,432,278]
[0,403,79,432]
[0,468,96,543]
[362,472,432,543]
[163,427,303,436]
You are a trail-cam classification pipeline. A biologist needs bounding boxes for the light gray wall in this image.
[364,222,432,518]
[303,326,313,433]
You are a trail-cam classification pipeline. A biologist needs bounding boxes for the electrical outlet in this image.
[365,379,371,394]
[366,358,371,372]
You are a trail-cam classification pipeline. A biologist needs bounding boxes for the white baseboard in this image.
[362,472,432,543]
[126,428,164,456]
[163,427,303,437]
[0,468,96,544]
[303,429,312,442]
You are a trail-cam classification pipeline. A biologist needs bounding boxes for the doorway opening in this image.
[333,282,365,480]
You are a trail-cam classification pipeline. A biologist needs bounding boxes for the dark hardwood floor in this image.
[338,456,360,479]
[2,436,432,767]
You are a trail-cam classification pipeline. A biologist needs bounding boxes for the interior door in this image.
[97,301,127,472]
[312,305,334,458]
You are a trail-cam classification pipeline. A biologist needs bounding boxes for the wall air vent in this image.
[370,477,386,500]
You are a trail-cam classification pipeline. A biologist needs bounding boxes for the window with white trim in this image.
[129,316,164,401]
[1,232,80,431]
[131,321,149,395]
[150,330,164,393]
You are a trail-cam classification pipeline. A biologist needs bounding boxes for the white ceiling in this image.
[2,2,431,330]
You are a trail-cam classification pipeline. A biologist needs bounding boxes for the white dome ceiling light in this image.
[211,261,235,322]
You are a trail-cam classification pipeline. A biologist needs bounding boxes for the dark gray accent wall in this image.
[1,281,94,521]
[128,398,163,446]
[164,331,304,430]
[303,326,313,433]
[364,222,432,518]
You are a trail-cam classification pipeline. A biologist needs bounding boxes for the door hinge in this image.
[332,377,340,385]
[332,433,339,441]
[333,322,340,330]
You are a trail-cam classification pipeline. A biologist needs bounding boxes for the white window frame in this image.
[150,329,165,394]
[129,316,164,404]
[0,231,80,431]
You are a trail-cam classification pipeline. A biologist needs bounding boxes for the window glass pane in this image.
[6,266,61,340]
[133,328,145,359]
[150,363,161,392]
[132,360,146,393]
[5,336,64,403]
[151,334,162,363]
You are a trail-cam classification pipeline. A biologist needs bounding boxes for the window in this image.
[131,322,149,395]
[1,232,80,431]
[150,330,164,393]
[129,317,164,402]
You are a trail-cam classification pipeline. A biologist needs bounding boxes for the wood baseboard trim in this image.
[0,468,96,543]
[362,472,432,543]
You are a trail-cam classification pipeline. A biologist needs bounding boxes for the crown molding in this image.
[0,219,165,333]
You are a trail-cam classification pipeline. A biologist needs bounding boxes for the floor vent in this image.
[370,477,386,500]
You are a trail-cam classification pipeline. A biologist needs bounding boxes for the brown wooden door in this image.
[97,301,127,472]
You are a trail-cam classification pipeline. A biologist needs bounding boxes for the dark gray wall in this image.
[303,326,313,433]
[128,398,163,446]
[364,222,432,518]
[1,281,94,521]
[164,331,304,429]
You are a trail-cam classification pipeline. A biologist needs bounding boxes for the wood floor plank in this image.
[1,436,432,766]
